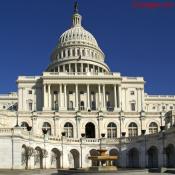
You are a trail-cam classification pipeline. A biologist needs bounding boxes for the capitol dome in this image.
[47,2,110,73]
[58,26,99,49]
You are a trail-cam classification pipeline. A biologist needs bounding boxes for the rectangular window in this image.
[28,90,32,94]
[130,91,135,95]
[131,103,136,111]
[29,102,33,111]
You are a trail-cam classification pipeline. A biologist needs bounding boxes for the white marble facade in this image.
[0,3,175,170]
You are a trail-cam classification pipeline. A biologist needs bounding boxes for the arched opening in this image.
[64,122,73,138]
[128,122,138,137]
[166,144,175,168]
[42,122,51,135]
[89,149,99,166]
[147,146,158,168]
[34,147,43,169]
[109,149,119,166]
[51,148,61,169]
[69,149,80,169]
[107,123,117,138]
[85,122,95,138]
[21,145,28,169]
[149,122,158,134]
[21,122,29,130]
[91,101,96,110]
[128,148,139,168]
[80,101,85,111]
[68,101,74,110]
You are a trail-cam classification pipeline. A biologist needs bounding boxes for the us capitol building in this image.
[0,2,175,170]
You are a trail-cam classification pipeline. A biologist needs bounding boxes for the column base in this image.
[42,107,51,111]
[101,108,106,111]
[59,107,66,111]
[75,107,79,111]
[114,107,118,112]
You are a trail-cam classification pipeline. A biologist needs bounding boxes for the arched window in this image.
[91,101,96,110]
[73,49,76,56]
[21,122,29,130]
[107,123,117,138]
[68,101,74,110]
[63,50,66,57]
[82,49,85,56]
[130,101,136,111]
[77,49,80,56]
[59,52,61,59]
[91,52,94,58]
[64,122,73,138]
[107,101,111,111]
[128,122,138,137]
[149,122,158,134]
[68,49,71,57]
[27,100,33,111]
[42,122,51,135]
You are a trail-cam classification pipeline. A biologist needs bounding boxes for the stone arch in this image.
[89,149,99,166]
[21,122,29,130]
[147,146,158,168]
[42,122,52,135]
[64,122,74,138]
[128,148,140,168]
[128,122,138,137]
[166,144,175,168]
[61,120,76,132]
[34,147,43,169]
[21,145,28,169]
[148,122,159,134]
[109,148,119,166]
[51,148,61,169]
[107,122,117,138]
[69,149,80,169]
[125,120,140,129]
[146,120,160,129]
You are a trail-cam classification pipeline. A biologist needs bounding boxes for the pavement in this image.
[0,169,173,175]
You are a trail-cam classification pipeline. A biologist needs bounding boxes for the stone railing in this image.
[0,127,170,145]
[145,95,175,99]
[43,72,121,77]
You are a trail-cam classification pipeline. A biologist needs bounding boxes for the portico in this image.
[43,81,121,112]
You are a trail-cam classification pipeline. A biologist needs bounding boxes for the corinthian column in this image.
[102,85,106,111]
[114,84,117,111]
[75,84,79,110]
[87,84,90,110]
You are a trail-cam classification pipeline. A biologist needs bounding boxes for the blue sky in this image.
[0,0,175,94]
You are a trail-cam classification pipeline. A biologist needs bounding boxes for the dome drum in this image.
[47,61,110,74]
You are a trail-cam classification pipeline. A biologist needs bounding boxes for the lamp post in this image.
[160,126,166,168]
[100,133,105,150]
[121,132,126,167]
[27,126,32,144]
[42,128,48,169]
[27,126,32,169]
[141,129,146,168]
[15,111,19,127]
[80,133,85,168]
[61,132,66,169]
